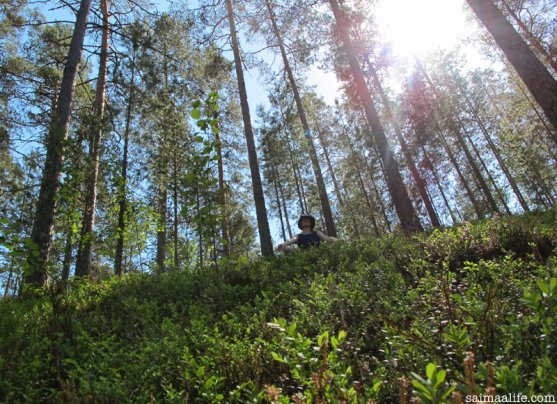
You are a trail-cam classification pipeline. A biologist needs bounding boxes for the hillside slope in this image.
[1,210,557,402]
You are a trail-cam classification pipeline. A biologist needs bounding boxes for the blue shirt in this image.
[296,231,320,249]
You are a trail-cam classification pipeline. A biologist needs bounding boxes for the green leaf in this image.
[192,100,202,108]
[194,135,204,143]
[537,279,550,295]
[441,385,457,401]
[549,278,556,292]
[190,109,201,119]
[271,352,287,363]
[426,363,436,380]
[411,379,432,399]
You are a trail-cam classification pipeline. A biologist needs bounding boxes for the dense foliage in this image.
[1,209,556,402]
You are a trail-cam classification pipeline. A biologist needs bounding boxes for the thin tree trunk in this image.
[353,159,381,235]
[364,55,441,228]
[173,147,179,270]
[329,0,422,232]
[277,176,293,239]
[425,106,485,219]
[226,0,273,256]
[361,140,392,232]
[3,258,15,297]
[314,122,360,236]
[75,0,109,277]
[419,143,459,225]
[114,52,135,277]
[214,120,230,256]
[465,127,512,214]
[26,0,93,286]
[274,178,287,241]
[61,231,72,282]
[265,0,336,236]
[466,0,557,138]
[417,60,500,214]
[156,180,168,272]
[499,0,557,75]
[314,123,343,206]
[462,83,530,212]
[483,76,556,206]
[345,135,381,235]
[278,105,307,213]
[484,71,557,162]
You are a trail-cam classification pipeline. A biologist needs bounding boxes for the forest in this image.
[0,0,556,401]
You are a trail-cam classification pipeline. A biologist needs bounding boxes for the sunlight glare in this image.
[374,0,470,59]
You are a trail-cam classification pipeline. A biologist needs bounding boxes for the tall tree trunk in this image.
[465,0,557,137]
[328,0,422,232]
[265,0,336,236]
[499,0,557,75]
[114,52,135,277]
[75,0,109,277]
[26,0,93,286]
[364,55,441,228]
[225,0,273,256]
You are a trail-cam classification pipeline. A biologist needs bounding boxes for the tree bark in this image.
[328,0,422,232]
[26,0,93,286]
[225,0,273,256]
[75,0,109,277]
[465,0,557,138]
[265,0,336,236]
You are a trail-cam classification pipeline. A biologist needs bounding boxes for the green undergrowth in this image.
[1,209,557,402]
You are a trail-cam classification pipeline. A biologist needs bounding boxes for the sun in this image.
[373,0,471,59]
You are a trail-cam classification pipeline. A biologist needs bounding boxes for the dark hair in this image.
[297,214,316,230]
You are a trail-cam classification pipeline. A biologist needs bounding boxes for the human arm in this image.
[316,231,338,242]
[278,236,299,251]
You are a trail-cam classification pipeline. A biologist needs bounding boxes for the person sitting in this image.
[277,214,338,253]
